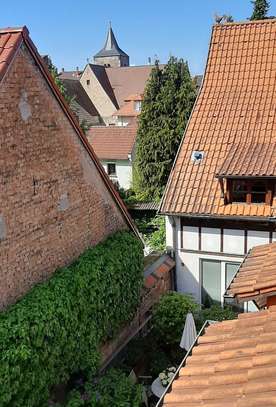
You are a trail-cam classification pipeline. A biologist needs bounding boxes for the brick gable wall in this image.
[0,45,128,308]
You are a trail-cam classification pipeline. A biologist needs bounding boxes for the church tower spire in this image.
[94,24,129,68]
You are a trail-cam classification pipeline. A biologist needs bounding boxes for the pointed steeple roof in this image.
[94,24,128,58]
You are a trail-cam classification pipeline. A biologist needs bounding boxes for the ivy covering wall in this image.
[0,232,143,407]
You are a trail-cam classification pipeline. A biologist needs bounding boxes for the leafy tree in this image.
[47,58,72,105]
[134,57,196,201]
[250,0,270,20]
[152,292,199,345]
[46,58,92,134]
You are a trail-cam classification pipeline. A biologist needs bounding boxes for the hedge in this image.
[0,231,144,407]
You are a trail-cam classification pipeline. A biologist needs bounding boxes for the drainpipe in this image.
[168,216,178,291]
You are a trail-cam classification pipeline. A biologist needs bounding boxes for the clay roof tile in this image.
[163,306,276,406]
[160,19,276,219]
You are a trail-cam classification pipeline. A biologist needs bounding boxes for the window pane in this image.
[107,163,116,175]
[251,181,266,203]
[201,260,221,306]
[225,262,240,289]
[232,180,247,202]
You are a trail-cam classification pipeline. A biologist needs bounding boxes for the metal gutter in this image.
[156,319,217,406]
[161,213,276,223]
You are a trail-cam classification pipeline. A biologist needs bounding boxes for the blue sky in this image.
[1,1,276,75]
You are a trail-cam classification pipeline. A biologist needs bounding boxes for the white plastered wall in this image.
[167,217,271,310]
[101,159,132,190]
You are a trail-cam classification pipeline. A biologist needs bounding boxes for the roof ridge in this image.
[0,26,29,34]
[214,18,276,28]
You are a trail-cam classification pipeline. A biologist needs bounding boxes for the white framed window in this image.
[107,163,116,176]
[134,101,142,112]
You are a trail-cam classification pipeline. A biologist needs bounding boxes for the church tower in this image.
[94,24,129,68]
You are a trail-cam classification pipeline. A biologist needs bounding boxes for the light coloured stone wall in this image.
[80,65,117,125]
[93,55,129,68]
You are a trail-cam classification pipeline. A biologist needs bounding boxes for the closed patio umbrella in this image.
[180,312,197,351]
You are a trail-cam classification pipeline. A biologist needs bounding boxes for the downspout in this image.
[168,216,178,291]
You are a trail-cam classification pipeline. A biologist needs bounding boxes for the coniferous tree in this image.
[250,0,270,20]
[134,57,196,201]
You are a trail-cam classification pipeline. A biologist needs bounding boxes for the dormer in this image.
[216,143,276,206]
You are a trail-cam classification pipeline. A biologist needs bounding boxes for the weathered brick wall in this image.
[0,45,128,308]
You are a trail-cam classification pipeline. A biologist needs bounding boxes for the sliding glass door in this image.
[201,260,221,306]
[201,260,240,306]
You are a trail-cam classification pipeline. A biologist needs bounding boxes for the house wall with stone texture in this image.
[93,55,129,68]
[80,65,117,125]
[0,45,128,309]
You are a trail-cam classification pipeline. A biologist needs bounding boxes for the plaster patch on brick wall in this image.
[19,90,31,121]
[0,215,7,240]
[58,193,69,211]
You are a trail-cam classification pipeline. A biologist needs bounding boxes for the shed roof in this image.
[160,19,276,219]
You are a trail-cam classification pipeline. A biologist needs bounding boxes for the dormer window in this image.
[227,179,274,205]
[216,143,275,206]
[134,101,142,112]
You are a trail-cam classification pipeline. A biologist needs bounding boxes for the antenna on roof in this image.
[214,13,224,24]
[154,54,160,64]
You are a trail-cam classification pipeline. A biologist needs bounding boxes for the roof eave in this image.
[216,174,276,179]
[159,212,276,223]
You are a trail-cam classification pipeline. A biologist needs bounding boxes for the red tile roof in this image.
[114,93,143,117]
[227,242,276,306]
[125,93,143,101]
[114,101,140,117]
[217,143,276,178]
[87,126,137,160]
[161,20,276,219]
[164,307,276,406]
[0,26,139,238]
[105,65,158,107]
[0,27,24,81]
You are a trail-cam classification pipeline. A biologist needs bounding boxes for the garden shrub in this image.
[64,369,143,407]
[195,304,238,329]
[0,232,143,407]
[152,292,199,345]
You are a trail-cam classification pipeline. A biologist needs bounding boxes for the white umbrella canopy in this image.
[180,312,197,351]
